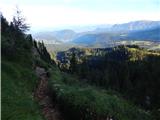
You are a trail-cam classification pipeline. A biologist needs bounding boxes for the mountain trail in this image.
[34,66,64,120]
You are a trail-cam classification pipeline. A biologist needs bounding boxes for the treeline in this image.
[57,46,160,119]
[1,13,53,66]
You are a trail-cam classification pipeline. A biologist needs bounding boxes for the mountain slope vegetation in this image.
[1,14,52,120]
[1,60,44,120]
[56,46,160,119]
[1,13,160,120]
[48,66,151,120]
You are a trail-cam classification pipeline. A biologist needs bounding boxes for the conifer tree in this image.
[12,6,30,32]
[70,52,77,73]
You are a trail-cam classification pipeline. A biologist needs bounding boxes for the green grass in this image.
[1,60,45,120]
[49,67,151,120]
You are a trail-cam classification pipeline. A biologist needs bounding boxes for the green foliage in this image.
[48,67,151,120]
[57,45,160,119]
[34,57,51,70]
[69,52,78,73]
[50,52,56,60]
[1,14,53,65]
[37,41,53,64]
[1,14,33,61]
[1,14,50,120]
[1,60,44,120]
[12,6,30,32]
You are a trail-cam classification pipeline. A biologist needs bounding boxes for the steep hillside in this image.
[1,14,52,120]
[1,60,44,120]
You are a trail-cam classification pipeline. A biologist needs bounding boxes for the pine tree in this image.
[12,6,30,32]
[70,52,77,73]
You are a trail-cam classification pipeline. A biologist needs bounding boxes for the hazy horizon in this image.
[1,0,160,32]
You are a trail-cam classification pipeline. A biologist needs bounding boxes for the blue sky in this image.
[1,0,160,31]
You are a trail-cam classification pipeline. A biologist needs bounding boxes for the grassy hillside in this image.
[1,59,45,120]
[1,14,50,120]
[48,66,151,120]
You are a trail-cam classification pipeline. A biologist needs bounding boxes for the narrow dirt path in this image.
[34,67,64,120]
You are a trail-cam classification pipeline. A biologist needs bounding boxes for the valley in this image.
[34,21,160,47]
[33,20,160,53]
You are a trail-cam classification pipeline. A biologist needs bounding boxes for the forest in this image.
[57,46,160,111]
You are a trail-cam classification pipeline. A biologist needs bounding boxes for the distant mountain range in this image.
[73,26,160,45]
[33,29,77,43]
[33,20,160,46]
[94,20,160,32]
[126,27,160,41]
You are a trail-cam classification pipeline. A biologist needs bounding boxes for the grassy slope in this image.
[1,59,45,120]
[48,66,151,120]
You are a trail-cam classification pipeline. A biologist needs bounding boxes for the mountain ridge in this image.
[33,20,160,45]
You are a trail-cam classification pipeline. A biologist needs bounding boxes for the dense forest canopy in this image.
[57,46,160,112]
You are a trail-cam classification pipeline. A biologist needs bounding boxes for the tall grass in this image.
[1,60,45,120]
[48,67,151,120]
